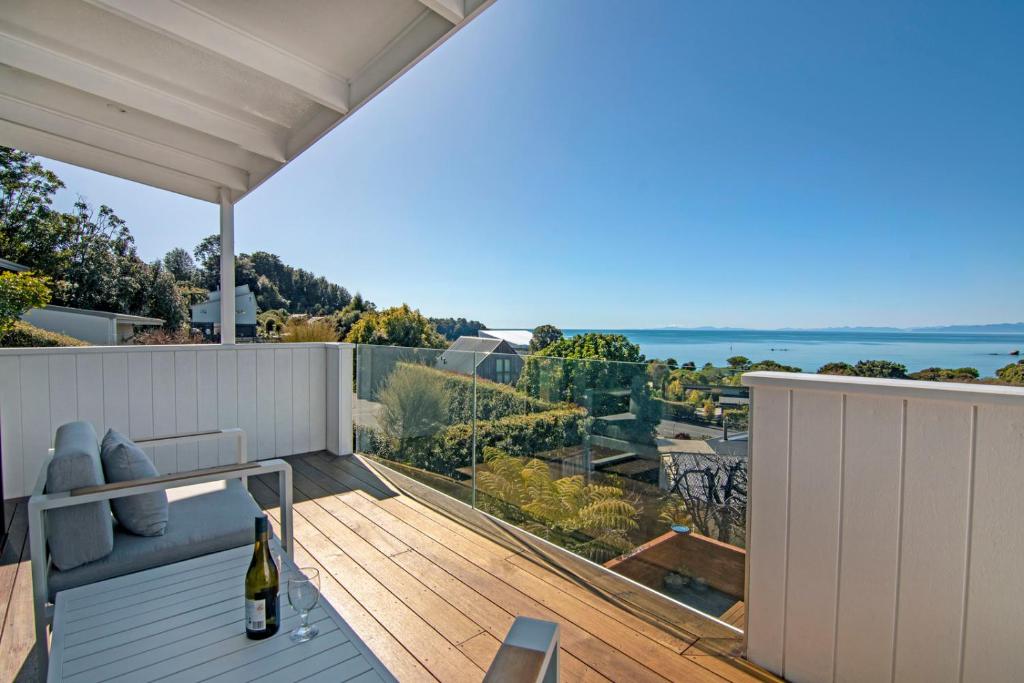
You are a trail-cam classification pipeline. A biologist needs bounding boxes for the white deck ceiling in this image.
[0,0,493,203]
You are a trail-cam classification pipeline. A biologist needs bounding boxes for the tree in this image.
[818,361,857,376]
[430,317,486,341]
[726,356,751,370]
[0,271,51,334]
[702,397,717,421]
[516,333,660,443]
[0,147,70,276]
[345,304,446,348]
[529,324,564,354]
[748,359,802,372]
[908,367,979,382]
[162,247,196,283]
[662,451,747,545]
[192,234,223,290]
[331,292,376,340]
[850,360,907,379]
[995,361,1024,386]
[144,262,188,331]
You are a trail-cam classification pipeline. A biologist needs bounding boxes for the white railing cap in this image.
[741,371,1024,405]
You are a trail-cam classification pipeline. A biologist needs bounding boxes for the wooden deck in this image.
[0,452,778,682]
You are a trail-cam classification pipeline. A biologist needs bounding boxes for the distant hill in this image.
[909,323,1024,334]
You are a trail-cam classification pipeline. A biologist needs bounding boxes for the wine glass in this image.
[287,567,320,642]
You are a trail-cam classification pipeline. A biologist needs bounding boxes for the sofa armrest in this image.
[134,427,247,465]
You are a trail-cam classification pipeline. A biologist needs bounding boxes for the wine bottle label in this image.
[246,598,266,631]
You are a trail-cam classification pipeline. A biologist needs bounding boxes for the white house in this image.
[20,305,163,345]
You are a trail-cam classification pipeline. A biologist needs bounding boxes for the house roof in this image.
[478,329,533,347]
[0,258,29,272]
[35,304,164,326]
[438,335,514,374]
[0,0,495,203]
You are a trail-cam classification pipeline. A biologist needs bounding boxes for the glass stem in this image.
[301,610,310,629]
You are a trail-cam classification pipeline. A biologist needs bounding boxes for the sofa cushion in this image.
[45,422,114,571]
[47,479,264,600]
[100,429,168,536]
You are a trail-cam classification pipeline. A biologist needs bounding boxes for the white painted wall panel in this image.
[834,395,903,683]
[255,349,275,459]
[19,355,50,494]
[76,353,105,437]
[196,350,219,468]
[48,355,78,431]
[746,385,791,672]
[173,350,199,472]
[743,373,1024,683]
[274,349,293,456]
[236,349,258,462]
[101,352,129,434]
[784,391,843,683]
[216,350,239,465]
[0,357,24,497]
[0,344,352,504]
[961,404,1024,681]
[150,351,177,474]
[308,346,326,452]
[895,400,971,683]
[291,348,310,454]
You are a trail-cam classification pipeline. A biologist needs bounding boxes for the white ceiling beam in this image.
[417,0,465,25]
[0,30,288,162]
[85,0,351,114]
[0,119,221,202]
[0,67,261,171]
[0,94,248,191]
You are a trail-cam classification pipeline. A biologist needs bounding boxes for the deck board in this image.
[0,452,776,683]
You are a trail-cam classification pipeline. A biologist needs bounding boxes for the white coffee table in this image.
[47,543,395,682]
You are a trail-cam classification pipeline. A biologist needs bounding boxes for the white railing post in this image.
[325,343,354,456]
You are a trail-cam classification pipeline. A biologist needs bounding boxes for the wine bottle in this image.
[245,515,280,639]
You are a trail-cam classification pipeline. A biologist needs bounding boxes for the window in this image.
[495,357,513,384]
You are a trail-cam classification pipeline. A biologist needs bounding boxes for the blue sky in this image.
[43,0,1023,329]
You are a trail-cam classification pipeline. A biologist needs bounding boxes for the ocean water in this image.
[564,329,1024,377]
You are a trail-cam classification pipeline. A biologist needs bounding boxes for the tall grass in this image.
[281,318,338,342]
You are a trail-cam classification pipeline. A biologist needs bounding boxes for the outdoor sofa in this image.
[27,421,293,671]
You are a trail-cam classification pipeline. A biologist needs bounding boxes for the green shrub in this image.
[378,363,450,443]
[0,320,88,348]
[360,406,588,478]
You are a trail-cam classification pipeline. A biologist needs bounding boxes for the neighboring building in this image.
[21,305,163,345]
[438,336,525,384]
[190,285,258,341]
[0,258,29,272]
[478,329,532,354]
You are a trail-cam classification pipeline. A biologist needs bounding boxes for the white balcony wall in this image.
[0,342,354,498]
[742,372,1024,683]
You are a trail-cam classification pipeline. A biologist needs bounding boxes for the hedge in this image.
[359,406,588,478]
[383,362,563,421]
[0,321,89,348]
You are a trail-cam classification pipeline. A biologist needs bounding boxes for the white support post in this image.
[218,187,235,345]
[325,343,354,456]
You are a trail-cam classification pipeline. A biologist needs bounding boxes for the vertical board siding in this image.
[784,390,843,683]
[76,353,105,437]
[894,400,971,683]
[745,377,1024,683]
[0,357,24,497]
[309,347,326,452]
[0,344,346,498]
[274,349,293,456]
[746,385,791,672]
[834,395,903,683]
[962,404,1024,681]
